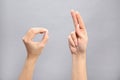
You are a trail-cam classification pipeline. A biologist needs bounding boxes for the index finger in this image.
[24,28,48,41]
[76,11,86,29]
[71,10,78,29]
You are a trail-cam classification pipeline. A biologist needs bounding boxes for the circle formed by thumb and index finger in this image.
[24,27,48,41]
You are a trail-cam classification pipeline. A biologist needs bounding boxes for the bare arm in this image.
[19,28,49,80]
[68,10,88,80]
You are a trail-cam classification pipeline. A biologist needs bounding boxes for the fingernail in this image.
[76,11,79,14]
[71,9,74,11]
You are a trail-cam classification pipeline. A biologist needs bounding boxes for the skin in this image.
[19,28,49,80]
[68,10,88,80]
[19,10,88,80]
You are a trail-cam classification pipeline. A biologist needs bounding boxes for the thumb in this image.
[40,30,49,45]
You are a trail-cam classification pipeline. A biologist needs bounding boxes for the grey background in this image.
[0,0,120,80]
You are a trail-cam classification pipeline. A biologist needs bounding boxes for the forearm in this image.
[20,28,48,80]
[19,56,38,80]
[72,52,87,80]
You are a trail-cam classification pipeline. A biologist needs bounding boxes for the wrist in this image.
[72,51,86,58]
[25,58,37,66]
[72,52,86,66]
[72,52,86,63]
[26,54,39,63]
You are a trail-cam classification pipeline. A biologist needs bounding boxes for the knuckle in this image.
[22,37,26,42]
[71,31,75,36]
[29,28,35,33]
[23,39,27,43]
[22,37,30,44]
[71,31,74,34]
[46,29,48,32]
[68,35,70,39]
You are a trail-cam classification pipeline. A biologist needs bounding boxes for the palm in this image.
[69,29,88,54]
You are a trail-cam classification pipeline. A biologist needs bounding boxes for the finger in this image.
[68,35,75,47]
[40,30,49,45]
[25,28,48,41]
[34,27,48,33]
[76,24,82,38]
[31,28,48,38]
[76,11,86,29]
[71,10,78,29]
[22,29,35,43]
[71,31,77,46]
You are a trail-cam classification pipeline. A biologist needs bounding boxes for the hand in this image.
[22,28,49,59]
[68,10,88,55]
